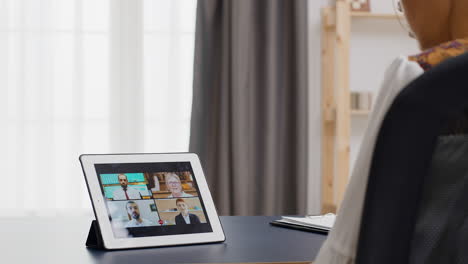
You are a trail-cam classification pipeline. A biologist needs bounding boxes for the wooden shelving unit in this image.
[321,1,401,213]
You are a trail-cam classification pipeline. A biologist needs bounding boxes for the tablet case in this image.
[86,220,106,249]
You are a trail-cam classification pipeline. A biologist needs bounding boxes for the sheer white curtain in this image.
[0,0,197,216]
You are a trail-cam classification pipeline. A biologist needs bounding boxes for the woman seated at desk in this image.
[150,172,197,198]
[316,0,468,263]
[166,173,195,198]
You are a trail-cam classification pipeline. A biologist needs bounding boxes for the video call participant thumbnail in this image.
[125,201,154,228]
[175,198,201,225]
[166,173,194,198]
[113,174,143,200]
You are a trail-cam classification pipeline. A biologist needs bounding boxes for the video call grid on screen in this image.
[94,162,213,238]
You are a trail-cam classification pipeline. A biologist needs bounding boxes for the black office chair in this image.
[355,52,468,264]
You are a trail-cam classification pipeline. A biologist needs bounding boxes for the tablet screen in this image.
[94,162,213,238]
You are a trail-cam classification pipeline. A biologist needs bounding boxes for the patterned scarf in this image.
[409,38,468,71]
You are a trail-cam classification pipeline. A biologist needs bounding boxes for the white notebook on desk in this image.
[274,213,336,232]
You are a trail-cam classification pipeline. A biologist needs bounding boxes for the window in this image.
[0,0,197,216]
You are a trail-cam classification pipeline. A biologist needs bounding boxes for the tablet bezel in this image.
[80,153,225,249]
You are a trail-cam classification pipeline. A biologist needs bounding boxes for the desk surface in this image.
[1,215,326,264]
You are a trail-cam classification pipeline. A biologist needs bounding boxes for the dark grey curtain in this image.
[190,0,308,216]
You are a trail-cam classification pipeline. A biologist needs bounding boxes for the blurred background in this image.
[0,0,418,217]
[0,0,196,216]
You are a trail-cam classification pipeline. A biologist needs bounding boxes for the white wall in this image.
[307,0,419,214]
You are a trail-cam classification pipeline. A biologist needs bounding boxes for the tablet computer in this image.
[80,153,225,249]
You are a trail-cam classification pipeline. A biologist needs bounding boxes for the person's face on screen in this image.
[118,174,128,188]
[176,201,189,215]
[126,202,140,220]
[167,176,182,195]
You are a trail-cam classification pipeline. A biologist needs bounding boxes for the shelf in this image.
[351,110,370,115]
[152,190,197,194]
[351,12,404,19]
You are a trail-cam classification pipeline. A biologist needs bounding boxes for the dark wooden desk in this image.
[1,215,326,263]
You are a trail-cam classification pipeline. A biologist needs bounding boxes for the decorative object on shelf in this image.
[350,0,371,12]
[351,91,373,111]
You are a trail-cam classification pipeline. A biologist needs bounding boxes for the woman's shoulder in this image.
[384,38,468,92]
[386,56,423,77]
[381,56,424,94]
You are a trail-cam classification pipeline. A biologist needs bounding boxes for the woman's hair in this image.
[165,172,181,183]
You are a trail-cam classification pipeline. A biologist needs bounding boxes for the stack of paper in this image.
[271,213,336,233]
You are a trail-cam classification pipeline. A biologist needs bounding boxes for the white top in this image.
[315,56,424,264]
[112,186,142,200]
[183,215,191,224]
[124,218,154,228]
[167,191,194,198]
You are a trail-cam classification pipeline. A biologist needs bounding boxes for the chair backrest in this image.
[355,52,468,264]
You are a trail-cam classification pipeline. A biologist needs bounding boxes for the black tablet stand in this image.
[86,220,105,249]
